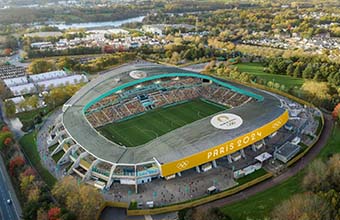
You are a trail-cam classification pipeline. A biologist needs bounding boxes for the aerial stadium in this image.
[47,62,294,192]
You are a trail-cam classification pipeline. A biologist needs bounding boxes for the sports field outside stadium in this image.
[98,99,227,147]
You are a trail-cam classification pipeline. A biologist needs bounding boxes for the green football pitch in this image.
[97,99,226,147]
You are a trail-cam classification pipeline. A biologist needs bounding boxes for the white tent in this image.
[36,75,88,90]
[9,83,36,96]
[4,76,28,87]
[29,70,67,82]
[255,152,272,163]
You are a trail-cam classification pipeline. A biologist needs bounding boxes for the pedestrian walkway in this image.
[37,108,64,179]
[144,215,152,220]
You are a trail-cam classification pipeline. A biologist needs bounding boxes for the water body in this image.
[50,16,145,30]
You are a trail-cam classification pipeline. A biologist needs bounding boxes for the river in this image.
[50,16,145,30]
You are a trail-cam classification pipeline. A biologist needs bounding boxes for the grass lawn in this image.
[236,168,268,186]
[315,116,323,136]
[16,107,51,131]
[299,142,309,152]
[52,150,64,163]
[234,62,304,89]
[221,172,304,220]
[65,162,73,172]
[220,124,340,220]
[19,131,57,188]
[48,143,58,153]
[317,125,340,160]
[97,99,226,147]
[16,107,49,121]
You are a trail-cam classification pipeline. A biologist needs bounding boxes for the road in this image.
[0,103,22,220]
[0,155,22,220]
[3,49,29,68]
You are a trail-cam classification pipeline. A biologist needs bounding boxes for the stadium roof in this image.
[62,63,285,165]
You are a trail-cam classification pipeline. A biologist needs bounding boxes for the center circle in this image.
[129,70,147,79]
[210,113,243,130]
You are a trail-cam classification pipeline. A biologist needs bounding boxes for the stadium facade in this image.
[48,63,289,190]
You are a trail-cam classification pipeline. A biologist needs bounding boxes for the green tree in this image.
[286,63,294,76]
[4,35,17,49]
[302,159,329,192]
[0,81,12,99]
[26,95,39,109]
[52,176,104,220]
[271,193,331,220]
[301,81,332,105]
[56,57,76,70]
[4,100,16,118]
[28,60,54,74]
[293,64,302,78]
[302,63,313,79]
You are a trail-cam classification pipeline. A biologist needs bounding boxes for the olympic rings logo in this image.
[176,160,189,170]
[272,120,283,129]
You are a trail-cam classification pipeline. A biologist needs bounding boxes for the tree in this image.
[204,60,216,72]
[332,103,340,122]
[0,131,12,151]
[302,159,329,192]
[37,209,48,220]
[22,200,40,220]
[327,154,340,191]
[267,81,274,88]
[4,137,12,146]
[302,63,313,79]
[26,95,39,109]
[286,63,294,76]
[280,84,286,91]
[56,57,75,70]
[271,193,331,220]
[20,174,35,195]
[27,186,41,202]
[48,207,61,220]
[178,208,194,220]
[22,167,36,177]
[3,48,12,56]
[67,184,103,220]
[28,59,54,74]
[52,176,104,220]
[301,81,332,104]
[170,51,181,64]
[9,156,25,176]
[293,64,302,78]
[43,84,84,108]
[4,35,17,49]
[4,100,16,118]
[52,176,78,204]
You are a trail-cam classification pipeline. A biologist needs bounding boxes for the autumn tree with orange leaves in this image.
[332,103,340,123]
